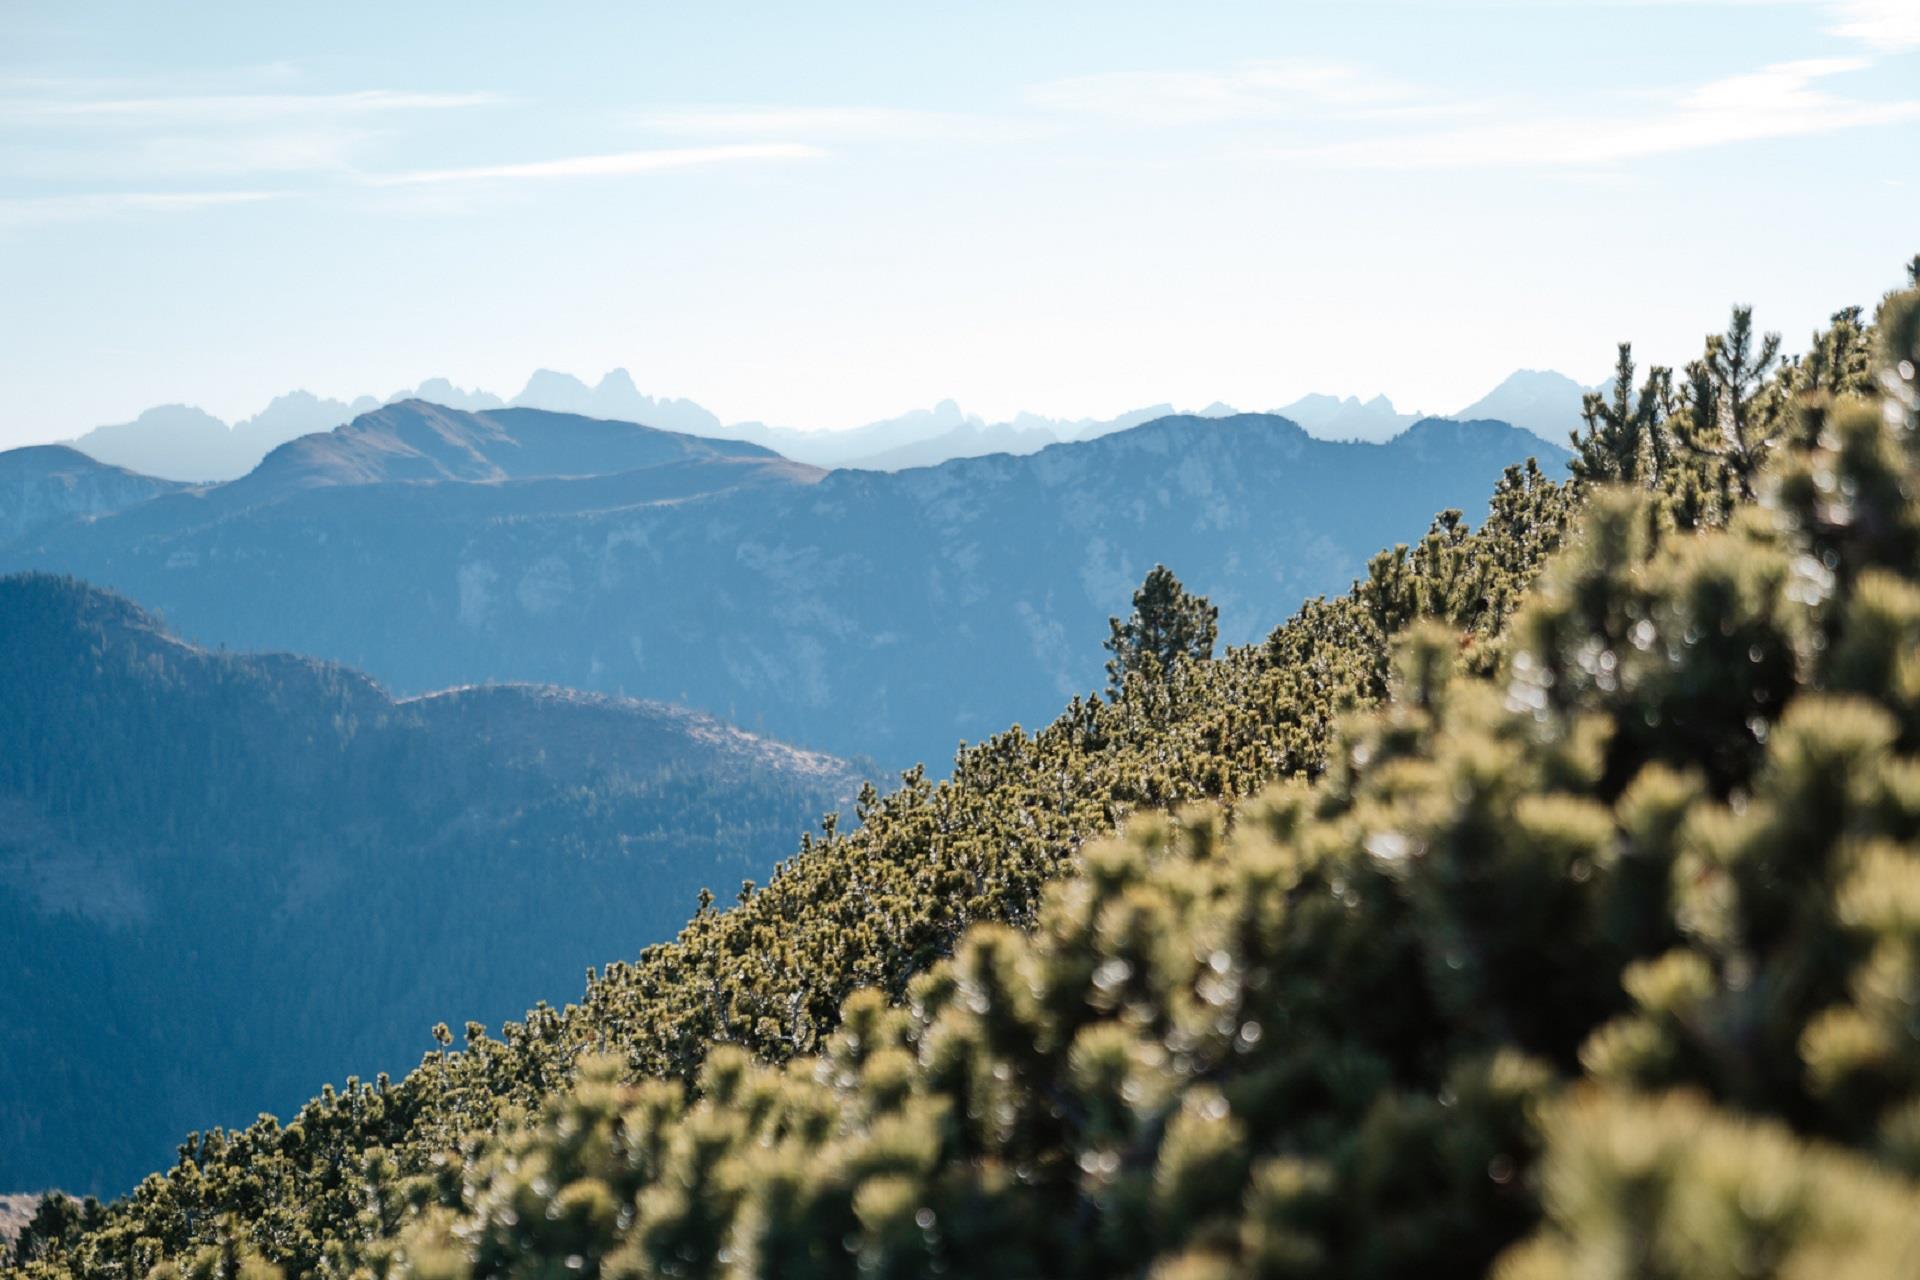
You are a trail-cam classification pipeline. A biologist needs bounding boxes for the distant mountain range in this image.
[1261,371,1597,444]
[63,371,729,483]
[3,402,1569,770]
[1268,393,1421,442]
[227,399,803,502]
[1453,369,1596,441]
[0,446,184,542]
[0,572,861,1196]
[60,369,1593,481]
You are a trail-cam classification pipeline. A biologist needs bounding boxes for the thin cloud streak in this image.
[1828,0,1920,49]
[1027,59,1421,124]
[0,89,501,127]
[130,129,374,175]
[630,105,1007,140]
[0,84,507,183]
[1269,58,1920,169]
[0,190,278,229]
[1573,0,1920,48]
[372,142,827,185]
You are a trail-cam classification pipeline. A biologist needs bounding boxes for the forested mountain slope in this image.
[7,265,1912,1280]
[0,574,860,1197]
[3,409,1563,769]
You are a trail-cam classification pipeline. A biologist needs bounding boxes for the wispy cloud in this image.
[0,82,504,185]
[1580,0,1920,48]
[630,104,998,140]
[1026,59,1427,125]
[371,142,826,185]
[0,89,500,127]
[1827,0,1920,49]
[0,189,278,229]
[129,130,374,175]
[0,77,827,218]
[1270,57,1920,168]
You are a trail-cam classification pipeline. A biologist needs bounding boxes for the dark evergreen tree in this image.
[7,1196,98,1269]
[1679,304,1784,499]
[1569,343,1671,487]
[1104,565,1219,694]
[1795,305,1872,397]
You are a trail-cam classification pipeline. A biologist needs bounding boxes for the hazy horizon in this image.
[3,0,1916,449]
[31,363,1597,443]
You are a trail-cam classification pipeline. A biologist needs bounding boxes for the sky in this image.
[1,0,1916,448]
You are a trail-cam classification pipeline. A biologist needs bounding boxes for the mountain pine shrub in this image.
[10,270,1915,1279]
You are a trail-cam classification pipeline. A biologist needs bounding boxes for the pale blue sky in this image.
[2,0,1916,447]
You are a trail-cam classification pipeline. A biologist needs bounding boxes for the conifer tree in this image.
[1570,343,1671,486]
[1104,565,1219,694]
[1796,306,1872,396]
[1680,304,1783,499]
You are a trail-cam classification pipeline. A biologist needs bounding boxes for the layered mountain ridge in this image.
[2,402,1568,769]
[234,400,788,495]
[55,367,1587,480]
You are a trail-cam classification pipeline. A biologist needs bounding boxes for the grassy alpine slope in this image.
[10,261,1917,1278]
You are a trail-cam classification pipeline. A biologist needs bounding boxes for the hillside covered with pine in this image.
[10,258,1920,1279]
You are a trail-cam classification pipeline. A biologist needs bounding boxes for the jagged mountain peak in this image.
[402,378,504,412]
